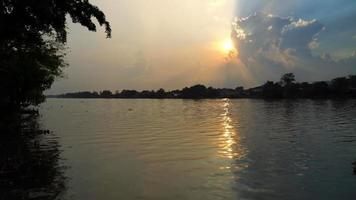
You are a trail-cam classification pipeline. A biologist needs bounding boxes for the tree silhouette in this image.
[312,81,330,97]
[155,88,166,98]
[100,90,113,98]
[0,0,111,111]
[331,77,349,95]
[280,73,296,86]
[181,85,209,99]
[349,75,356,88]
[262,81,283,98]
[52,74,356,99]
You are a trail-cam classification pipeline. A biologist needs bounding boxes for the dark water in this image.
[0,114,66,200]
[2,99,356,199]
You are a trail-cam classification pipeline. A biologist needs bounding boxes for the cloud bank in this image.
[231,12,356,84]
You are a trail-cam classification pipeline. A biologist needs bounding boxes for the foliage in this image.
[331,77,349,94]
[262,81,283,98]
[52,74,356,99]
[0,0,111,111]
[280,73,295,86]
[181,85,209,99]
[349,75,356,88]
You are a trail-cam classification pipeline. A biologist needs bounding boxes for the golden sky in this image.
[48,0,356,94]
[50,0,242,93]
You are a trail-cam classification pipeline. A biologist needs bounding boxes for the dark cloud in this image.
[231,12,356,83]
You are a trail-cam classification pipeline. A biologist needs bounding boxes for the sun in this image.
[218,38,238,59]
[222,39,234,52]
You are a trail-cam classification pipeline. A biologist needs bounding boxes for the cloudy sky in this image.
[48,0,356,94]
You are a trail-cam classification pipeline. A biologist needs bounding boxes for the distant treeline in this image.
[50,74,356,99]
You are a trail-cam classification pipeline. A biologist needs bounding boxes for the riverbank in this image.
[49,74,356,100]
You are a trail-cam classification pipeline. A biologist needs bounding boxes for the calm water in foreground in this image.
[34,99,356,199]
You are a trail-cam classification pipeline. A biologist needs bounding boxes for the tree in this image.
[100,90,113,98]
[349,75,356,88]
[279,73,299,98]
[181,85,209,99]
[311,81,330,97]
[0,0,111,111]
[280,73,295,86]
[331,77,349,95]
[262,81,283,98]
[119,90,139,98]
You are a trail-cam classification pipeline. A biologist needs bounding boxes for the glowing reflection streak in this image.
[219,99,246,160]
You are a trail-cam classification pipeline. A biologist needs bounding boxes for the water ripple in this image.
[39,99,356,200]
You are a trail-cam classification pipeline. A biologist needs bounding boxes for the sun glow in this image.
[217,38,238,59]
[222,39,234,52]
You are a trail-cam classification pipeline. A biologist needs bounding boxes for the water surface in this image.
[38,99,356,200]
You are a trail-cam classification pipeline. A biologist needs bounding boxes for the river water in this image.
[13,99,356,199]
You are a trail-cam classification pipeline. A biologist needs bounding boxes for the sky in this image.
[48,0,356,94]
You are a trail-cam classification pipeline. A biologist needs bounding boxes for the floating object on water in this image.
[128,108,133,111]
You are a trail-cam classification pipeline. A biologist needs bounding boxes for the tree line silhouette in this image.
[52,73,356,99]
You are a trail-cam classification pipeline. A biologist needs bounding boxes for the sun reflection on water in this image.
[219,98,246,160]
